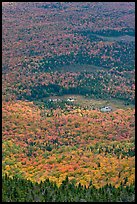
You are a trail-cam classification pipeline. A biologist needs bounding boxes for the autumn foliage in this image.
[2,101,135,188]
[2,2,135,197]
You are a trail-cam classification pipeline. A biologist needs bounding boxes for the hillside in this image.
[2,101,135,187]
[2,2,135,103]
[2,2,135,202]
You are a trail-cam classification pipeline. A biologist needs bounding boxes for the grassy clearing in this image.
[58,64,106,73]
[91,34,135,42]
[40,94,134,111]
[69,95,134,110]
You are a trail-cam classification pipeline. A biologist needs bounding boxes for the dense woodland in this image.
[2,2,135,104]
[2,175,135,202]
[2,101,135,188]
[2,2,135,202]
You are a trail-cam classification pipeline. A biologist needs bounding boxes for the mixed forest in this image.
[2,2,135,202]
